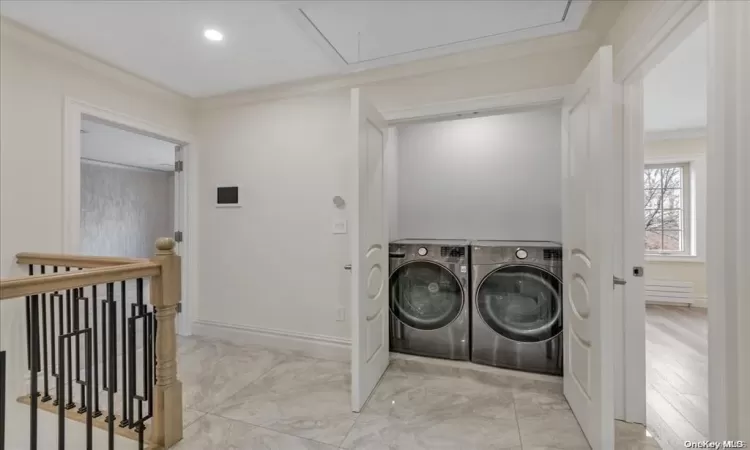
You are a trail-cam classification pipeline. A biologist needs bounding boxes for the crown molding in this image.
[644,126,706,142]
[198,29,598,111]
[0,16,193,105]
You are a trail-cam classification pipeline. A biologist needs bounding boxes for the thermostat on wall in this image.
[216,186,240,207]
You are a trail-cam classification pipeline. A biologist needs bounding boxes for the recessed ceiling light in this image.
[204,29,223,42]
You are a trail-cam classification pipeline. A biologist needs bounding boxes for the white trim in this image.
[621,77,647,424]
[81,157,173,174]
[707,0,749,439]
[192,320,351,362]
[645,255,704,263]
[382,85,569,125]
[282,1,590,72]
[644,126,707,142]
[63,97,197,336]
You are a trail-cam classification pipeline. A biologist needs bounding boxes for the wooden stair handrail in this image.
[0,262,160,300]
[16,252,148,268]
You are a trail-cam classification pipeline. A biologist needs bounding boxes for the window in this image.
[644,163,691,254]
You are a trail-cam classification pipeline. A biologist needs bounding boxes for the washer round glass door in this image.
[476,265,562,342]
[390,261,463,330]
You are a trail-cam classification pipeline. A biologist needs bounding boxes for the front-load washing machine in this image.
[471,241,563,375]
[389,239,470,361]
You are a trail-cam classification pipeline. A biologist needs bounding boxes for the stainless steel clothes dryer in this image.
[471,241,563,375]
[389,239,471,361]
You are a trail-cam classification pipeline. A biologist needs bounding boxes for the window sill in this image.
[645,254,704,263]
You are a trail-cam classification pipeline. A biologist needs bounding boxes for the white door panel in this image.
[562,46,615,449]
[351,88,389,412]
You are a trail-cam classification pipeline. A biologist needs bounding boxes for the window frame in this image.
[643,161,692,256]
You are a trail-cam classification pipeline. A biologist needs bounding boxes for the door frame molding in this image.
[619,0,748,439]
[62,97,197,335]
[618,0,705,428]
[381,85,569,125]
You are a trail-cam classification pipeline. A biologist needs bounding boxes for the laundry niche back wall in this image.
[396,107,562,242]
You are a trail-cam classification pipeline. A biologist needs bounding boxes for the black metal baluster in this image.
[137,400,144,450]
[73,287,82,413]
[107,283,116,450]
[76,294,89,415]
[83,329,93,450]
[29,294,40,450]
[64,267,74,410]
[57,334,65,450]
[0,350,5,450]
[53,289,63,407]
[92,285,101,417]
[120,280,128,427]
[147,310,154,418]
[101,298,108,409]
[40,266,51,402]
[25,265,33,372]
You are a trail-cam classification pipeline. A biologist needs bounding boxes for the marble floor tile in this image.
[211,356,358,447]
[513,388,589,450]
[173,413,338,450]
[341,364,521,450]
[180,341,287,412]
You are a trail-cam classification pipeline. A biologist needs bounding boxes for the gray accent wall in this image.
[396,107,562,242]
[80,161,173,258]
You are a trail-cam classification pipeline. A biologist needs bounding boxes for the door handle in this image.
[344,264,352,271]
[613,276,627,287]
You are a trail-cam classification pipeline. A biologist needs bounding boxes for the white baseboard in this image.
[192,320,351,362]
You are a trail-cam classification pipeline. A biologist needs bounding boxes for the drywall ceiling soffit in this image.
[80,119,175,172]
[198,32,601,111]
[0,0,592,99]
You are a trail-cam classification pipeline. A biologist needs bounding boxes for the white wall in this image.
[197,92,352,341]
[384,127,399,240]
[395,108,562,242]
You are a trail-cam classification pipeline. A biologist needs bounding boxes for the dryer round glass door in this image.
[390,261,463,331]
[475,265,562,342]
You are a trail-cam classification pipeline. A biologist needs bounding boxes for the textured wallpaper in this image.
[80,162,173,258]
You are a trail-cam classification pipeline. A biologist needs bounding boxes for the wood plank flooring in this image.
[646,305,708,449]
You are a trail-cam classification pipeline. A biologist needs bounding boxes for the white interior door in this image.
[561,46,615,449]
[350,88,389,412]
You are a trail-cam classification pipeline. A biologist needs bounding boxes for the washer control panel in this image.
[417,247,428,256]
[515,248,528,260]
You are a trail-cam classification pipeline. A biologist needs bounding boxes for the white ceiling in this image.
[643,22,707,132]
[81,119,175,172]
[0,1,589,98]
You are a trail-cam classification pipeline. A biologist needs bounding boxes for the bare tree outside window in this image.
[644,163,690,253]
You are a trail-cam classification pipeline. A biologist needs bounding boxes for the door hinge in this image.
[175,160,184,172]
[174,231,183,243]
[176,303,182,313]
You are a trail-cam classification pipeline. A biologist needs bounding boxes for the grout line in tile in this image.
[509,389,525,450]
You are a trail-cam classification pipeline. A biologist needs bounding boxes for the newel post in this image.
[150,237,182,448]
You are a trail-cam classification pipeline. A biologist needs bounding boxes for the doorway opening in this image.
[79,118,178,259]
[640,19,709,447]
[63,98,193,335]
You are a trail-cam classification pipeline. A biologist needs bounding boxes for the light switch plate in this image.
[332,219,347,234]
